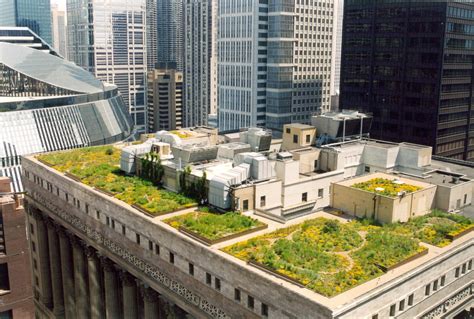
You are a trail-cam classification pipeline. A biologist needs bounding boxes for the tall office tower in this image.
[67,0,148,133]
[157,0,184,72]
[183,0,217,127]
[0,177,34,318]
[330,0,343,110]
[0,0,52,45]
[146,0,158,70]
[217,0,334,134]
[51,4,67,57]
[147,65,183,132]
[341,1,474,161]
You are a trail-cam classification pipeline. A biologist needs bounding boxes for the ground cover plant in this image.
[352,178,422,197]
[165,207,265,240]
[382,210,474,247]
[223,217,425,297]
[37,146,196,215]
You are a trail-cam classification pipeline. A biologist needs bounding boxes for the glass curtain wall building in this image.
[0,0,52,45]
[217,0,334,134]
[340,0,474,161]
[157,0,184,72]
[67,0,148,133]
[0,42,133,191]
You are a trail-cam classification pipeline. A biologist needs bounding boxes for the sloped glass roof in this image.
[0,42,104,94]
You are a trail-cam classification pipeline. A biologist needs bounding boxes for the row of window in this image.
[28,170,271,317]
[375,258,473,318]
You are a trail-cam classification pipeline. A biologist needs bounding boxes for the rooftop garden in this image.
[382,210,474,247]
[37,146,197,215]
[222,217,426,297]
[351,178,422,197]
[165,207,267,243]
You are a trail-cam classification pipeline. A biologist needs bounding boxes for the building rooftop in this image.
[285,123,315,130]
[29,145,474,311]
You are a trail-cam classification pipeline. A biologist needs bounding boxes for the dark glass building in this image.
[0,0,52,45]
[340,0,474,161]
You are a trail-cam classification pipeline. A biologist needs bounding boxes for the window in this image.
[206,273,212,285]
[136,234,140,245]
[31,241,36,252]
[148,241,153,251]
[30,223,34,234]
[243,200,249,211]
[122,225,126,235]
[96,210,100,219]
[0,264,10,291]
[302,192,308,202]
[433,280,438,291]
[399,300,405,311]
[318,188,324,198]
[215,278,221,291]
[155,244,160,255]
[248,295,254,309]
[365,166,370,173]
[111,219,115,229]
[455,267,460,277]
[33,259,37,270]
[85,204,89,214]
[169,252,174,264]
[260,196,266,207]
[306,134,310,143]
[234,288,241,301]
[286,128,290,134]
[0,310,12,318]
[293,134,298,143]
[106,216,110,226]
[441,275,446,286]
[425,284,430,296]
[468,260,472,270]
[189,263,194,276]
[408,294,414,306]
[261,303,268,317]
[462,263,467,274]
[464,194,468,204]
[372,315,378,319]
[389,304,395,317]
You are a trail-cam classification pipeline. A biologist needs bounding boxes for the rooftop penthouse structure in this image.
[21,122,474,318]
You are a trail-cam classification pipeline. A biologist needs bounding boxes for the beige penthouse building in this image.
[21,161,473,318]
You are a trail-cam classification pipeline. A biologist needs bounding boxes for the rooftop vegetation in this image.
[37,146,196,215]
[382,210,474,247]
[351,178,422,197]
[165,207,266,241]
[223,217,425,297]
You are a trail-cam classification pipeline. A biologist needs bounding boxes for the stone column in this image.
[103,259,120,319]
[120,272,138,319]
[72,238,89,319]
[35,211,53,308]
[59,231,75,319]
[143,288,160,319]
[86,247,103,319]
[46,220,65,317]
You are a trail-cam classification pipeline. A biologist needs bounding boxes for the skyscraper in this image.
[183,0,217,127]
[217,0,334,134]
[67,0,148,133]
[147,64,183,131]
[0,0,52,44]
[157,0,184,72]
[146,0,158,70]
[51,4,67,57]
[340,1,474,161]
[330,0,343,110]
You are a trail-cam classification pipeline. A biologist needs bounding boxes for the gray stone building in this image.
[21,149,473,318]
